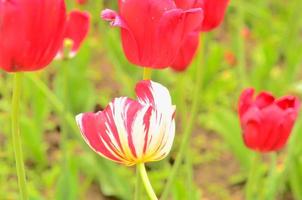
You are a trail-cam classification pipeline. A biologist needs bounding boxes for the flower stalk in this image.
[11,73,28,200]
[138,163,158,200]
[143,68,152,80]
[245,153,261,200]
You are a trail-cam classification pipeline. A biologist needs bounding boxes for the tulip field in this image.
[2,0,302,200]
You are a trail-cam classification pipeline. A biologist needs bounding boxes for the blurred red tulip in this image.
[57,10,90,59]
[171,0,230,71]
[76,0,88,5]
[238,88,300,152]
[241,26,251,40]
[76,80,176,166]
[101,0,204,69]
[0,0,66,72]
[224,50,237,66]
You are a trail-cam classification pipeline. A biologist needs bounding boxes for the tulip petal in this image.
[60,10,90,58]
[101,8,140,65]
[241,106,262,150]
[174,0,204,9]
[238,88,254,118]
[135,80,173,113]
[153,8,204,67]
[118,0,176,67]
[171,32,200,71]
[276,96,300,111]
[255,92,275,109]
[201,0,230,31]
[76,112,123,163]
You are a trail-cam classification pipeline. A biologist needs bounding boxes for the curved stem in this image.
[138,163,158,200]
[160,36,205,200]
[11,73,28,200]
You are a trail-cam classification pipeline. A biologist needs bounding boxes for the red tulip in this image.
[101,0,204,69]
[171,0,230,70]
[238,88,300,152]
[57,10,90,59]
[76,0,88,5]
[76,80,176,166]
[0,0,66,72]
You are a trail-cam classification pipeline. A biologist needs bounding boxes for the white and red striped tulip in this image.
[76,80,176,166]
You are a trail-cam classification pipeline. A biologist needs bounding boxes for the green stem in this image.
[138,163,158,200]
[135,165,142,200]
[160,36,205,200]
[245,153,261,200]
[11,73,28,200]
[264,153,278,200]
[143,68,152,80]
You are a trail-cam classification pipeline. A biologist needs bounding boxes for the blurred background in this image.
[1,0,302,199]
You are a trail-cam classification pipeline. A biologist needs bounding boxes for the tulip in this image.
[101,0,204,69]
[238,88,300,152]
[57,10,90,59]
[76,0,88,5]
[171,0,230,71]
[76,80,176,166]
[0,0,66,72]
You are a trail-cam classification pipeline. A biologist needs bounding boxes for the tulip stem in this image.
[138,163,158,200]
[245,153,261,200]
[264,153,278,200]
[143,68,152,80]
[160,35,205,200]
[135,165,142,200]
[11,73,28,200]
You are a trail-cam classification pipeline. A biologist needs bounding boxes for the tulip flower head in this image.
[0,0,66,72]
[238,88,300,152]
[76,80,176,166]
[101,0,204,69]
[57,10,91,59]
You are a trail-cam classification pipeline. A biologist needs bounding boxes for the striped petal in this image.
[136,80,174,113]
